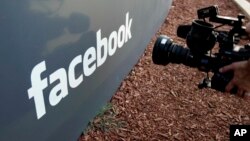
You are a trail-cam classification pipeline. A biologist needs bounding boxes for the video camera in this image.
[152,5,250,93]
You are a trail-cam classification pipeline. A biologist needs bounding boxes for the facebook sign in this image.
[0,0,172,141]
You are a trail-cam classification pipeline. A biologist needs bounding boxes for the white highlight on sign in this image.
[28,12,133,119]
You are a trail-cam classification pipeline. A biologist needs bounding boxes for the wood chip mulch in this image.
[79,0,250,140]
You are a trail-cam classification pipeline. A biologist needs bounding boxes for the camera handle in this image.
[198,77,211,89]
[198,71,238,94]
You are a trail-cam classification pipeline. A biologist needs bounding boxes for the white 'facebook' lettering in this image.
[28,12,133,119]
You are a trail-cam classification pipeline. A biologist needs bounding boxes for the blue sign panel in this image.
[0,0,172,140]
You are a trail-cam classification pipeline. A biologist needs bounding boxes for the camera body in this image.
[152,5,250,93]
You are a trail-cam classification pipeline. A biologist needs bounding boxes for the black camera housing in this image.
[152,5,250,93]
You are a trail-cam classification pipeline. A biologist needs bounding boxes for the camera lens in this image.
[152,35,191,65]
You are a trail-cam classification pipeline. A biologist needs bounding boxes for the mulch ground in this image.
[79,0,250,140]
